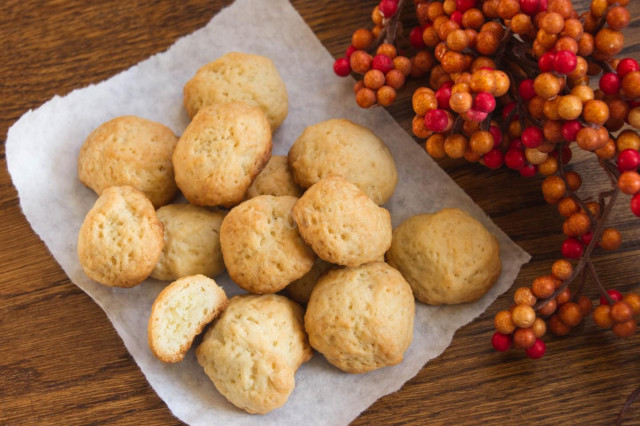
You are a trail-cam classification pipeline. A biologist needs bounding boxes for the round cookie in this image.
[285,257,334,305]
[183,52,288,131]
[288,119,397,205]
[220,195,316,294]
[245,155,304,199]
[151,204,226,281]
[77,185,164,288]
[78,115,179,208]
[172,102,272,208]
[148,274,228,363]
[196,294,312,414]
[304,262,415,374]
[292,175,392,267]
[386,208,502,305]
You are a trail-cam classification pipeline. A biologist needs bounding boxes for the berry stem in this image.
[383,0,407,45]
[615,385,640,426]
[587,259,615,305]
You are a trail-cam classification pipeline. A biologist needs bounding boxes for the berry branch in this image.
[333,0,640,418]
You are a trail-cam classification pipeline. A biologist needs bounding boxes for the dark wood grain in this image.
[1,0,639,424]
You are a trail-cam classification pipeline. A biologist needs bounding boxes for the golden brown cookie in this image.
[304,262,415,374]
[386,208,502,305]
[288,119,397,205]
[172,102,272,208]
[148,274,227,363]
[151,204,226,281]
[220,195,316,294]
[77,115,179,208]
[245,155,304,199]
[183,52,288,131]
[77,185,164,288]
[292,175,392,267]
[285,257,334,305]
[196,294,312,414]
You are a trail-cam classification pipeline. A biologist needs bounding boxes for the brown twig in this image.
[616,385,640,426]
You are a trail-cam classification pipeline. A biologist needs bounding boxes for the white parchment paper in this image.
[6,0,530,424]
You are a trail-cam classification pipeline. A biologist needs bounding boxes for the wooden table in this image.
[1,0,639,423]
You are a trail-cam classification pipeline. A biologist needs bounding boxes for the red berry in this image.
[371,54,393,74]
[617,58,640,79]
[539,0,547,11]
[519,79,536,101]
[561,120,582,142]
[451,10,463,25]
[519,0,540,15]
[600,289,623,305]
[599,73,622,95]
[521,126,543,148]
[410,26,426,49]
[618,149,640,171]
[525,339,546,359]
[519,163,537,177]
[474,92,496,113]
[581,231,593,246]
[379,0,398,17]
[502,102,519,120]
[561,237,584,259]
[333,57,351,77]
[560,145,572,164]
[465,108,488,122]
[435,85,452,109]
[489,125,503,147]
[424,109,449,132]
[345,45,357,59]
[632,193,640,217]
[509,138,524,150]
[491,331,513,351]
[456,0,477,13]
[554,51,577,74]
[538,52,555,73]
[505,148,525,170]
[483,148,504,169]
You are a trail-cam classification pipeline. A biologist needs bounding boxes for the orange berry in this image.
[556,287,571,305]
[469,130,494,155]
[355,87,376,108]
[364,69,385,90]
[599,228,621,250]
[558,302,583,327]
[494,310,516,334]
[592,304,613,328]
[444,134,468,159]
[376,85,396,106]
[549,314,572,336]
[618,171,640,195]
[352,28,374,50]
[532,275,556,299]
[623,293,640,315]
[531,317,547,338]
[577,296,593,316]
[426,134,446,158]
[541,175,566,200]
[563,212,591,237]
[612,319,637,338]
[513,327,537,349]
[558,197,580,218]
[514,287,537,307]
[538,298,558,316]
[552,259,573,281]
[611,300,634,323]
[512,304,537,328]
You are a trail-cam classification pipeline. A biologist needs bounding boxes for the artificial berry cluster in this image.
[334,0,640,365]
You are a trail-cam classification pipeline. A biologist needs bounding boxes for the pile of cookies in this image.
[76,51,502,415]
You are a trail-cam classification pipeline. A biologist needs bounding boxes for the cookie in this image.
[386,208,502,305]
[183,52,288,131]
[285,257,334,305]
[292,175,392,267]
[196,294,312,414]
[78,115,179,208]
[172,102,272,208]
[304,262,415,374]
[151,204,226,281]
[288,119,397,205]
[77,185,164,288]
[220,195,316,294]
[148,274,228,363]
[245,155,304,199]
